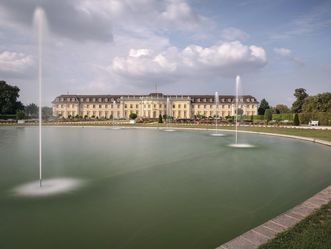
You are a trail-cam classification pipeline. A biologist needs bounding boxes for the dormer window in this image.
[86,98,89,102]
[93,98,96,102]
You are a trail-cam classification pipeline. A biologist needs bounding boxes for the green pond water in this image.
[0,126,330,249]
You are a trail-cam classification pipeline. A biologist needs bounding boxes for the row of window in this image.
[56,103,256,109]
[56,96,256,103]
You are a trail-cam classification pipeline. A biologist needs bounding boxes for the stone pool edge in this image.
[215,185,331,249]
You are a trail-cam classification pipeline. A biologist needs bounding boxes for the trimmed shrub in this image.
[264,109,273,124]
[293,113,300,126]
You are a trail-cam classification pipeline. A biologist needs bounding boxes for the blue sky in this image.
[0,0,330,106]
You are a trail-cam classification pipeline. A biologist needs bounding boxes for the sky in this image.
[0,0,330,106]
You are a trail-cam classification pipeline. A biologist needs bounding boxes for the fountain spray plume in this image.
[33,7,48,187]
[215,92,219,133]
[235,75,240,144]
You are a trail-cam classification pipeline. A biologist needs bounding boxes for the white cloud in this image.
[111,41,267,82]
[274,47,292,57]
[161,0,201,30]
[273,47,304,65]
[0,50,33,73]
[221,27,249,41]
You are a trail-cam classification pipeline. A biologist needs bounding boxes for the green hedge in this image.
[272,113,294,121]
[0,114,16,120]
[299,112,331,125]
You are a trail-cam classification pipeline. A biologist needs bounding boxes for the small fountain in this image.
[229,76,254,148]
[210,91,225,137]
[112,100,121,129]
[164,97,175,132]
[13,7,84,197]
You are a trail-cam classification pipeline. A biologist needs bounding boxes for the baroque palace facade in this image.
[52,93,258,119]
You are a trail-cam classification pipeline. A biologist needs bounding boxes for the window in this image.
[99,105,102,108]
[125,104,127,108]
[198,105,200,108]
[93,98,96,102]
[93,105,95,108]
[178,104,181,108]
[204,105,206,108]
[173,104,175,108]
[86,98,89,102]
[136,104,139,108]
[130,104,133,108]
[184,104,186,108]
[105,105,108,108]
[87,105,89,108]
[99,98,102,102]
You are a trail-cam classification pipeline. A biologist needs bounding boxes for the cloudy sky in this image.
[0,0,330,106]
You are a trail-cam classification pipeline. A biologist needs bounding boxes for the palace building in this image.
[52,93,258,119]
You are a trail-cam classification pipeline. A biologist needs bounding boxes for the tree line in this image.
[0,81,52,120]
[257,88,331,125]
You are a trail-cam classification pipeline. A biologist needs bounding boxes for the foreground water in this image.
[0,127,330,249]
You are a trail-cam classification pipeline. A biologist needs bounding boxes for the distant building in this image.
[52,93,258,119]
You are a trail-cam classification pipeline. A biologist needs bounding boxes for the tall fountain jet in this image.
[34,7,47,187]
[229,76,254,148]
[13,7,84,197]
[235,76,239,144]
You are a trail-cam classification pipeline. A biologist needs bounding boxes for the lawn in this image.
[258,201,331,249]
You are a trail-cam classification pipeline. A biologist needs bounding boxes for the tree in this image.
[25,103,39,118]
[292,88,308,113]
[258,99,270,115]
[42,106,53,119]
[264,109,273,124]
[0,81,24,114]
[129,113,137,120]
[274,104,290,114]
[293,113,300,126]
[237,108,244,116]
[158,114,163,123]
[302,92,331,113]
[16,110,25,120]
